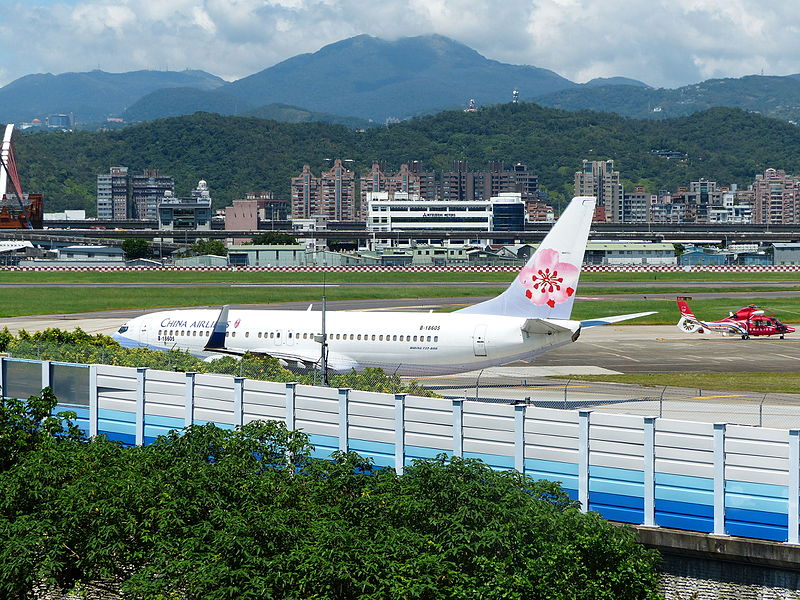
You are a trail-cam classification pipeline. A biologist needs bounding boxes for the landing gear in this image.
[781,334,785,339]
[741,334,750,340]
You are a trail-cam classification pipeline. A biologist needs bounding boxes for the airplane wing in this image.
[580,312,656,328]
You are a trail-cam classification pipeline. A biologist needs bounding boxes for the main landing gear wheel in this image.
[741,334,750,340]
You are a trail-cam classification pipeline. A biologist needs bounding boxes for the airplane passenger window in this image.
[426,336,431,342]
[357,334,362,340]
[371,335,376,341]
[434,336,438,342]
[193,331,197,337]
[258,332,262,338]
[379,335,383,341]
[277,332,281,338]
[413,335,418,342]
[231,332,236,338]
[245,332,250,338]
[392,335,397,341]
[225,332,230,337]
[206,331,210,336]
[400,335,404,341]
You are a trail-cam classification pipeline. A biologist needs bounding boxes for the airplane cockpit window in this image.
[118,325,129,333]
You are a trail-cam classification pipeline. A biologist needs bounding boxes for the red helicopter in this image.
[676,297,795,340]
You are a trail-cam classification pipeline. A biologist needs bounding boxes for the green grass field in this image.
[1,268,799,284]
[1,269,800,321]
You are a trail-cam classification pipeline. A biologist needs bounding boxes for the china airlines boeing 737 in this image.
[113,196,653,375]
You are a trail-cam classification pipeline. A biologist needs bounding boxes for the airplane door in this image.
[286,330,295,346]
[473,324,487,357]
[140,321,149,345]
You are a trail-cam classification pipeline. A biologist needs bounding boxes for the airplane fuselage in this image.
[115,308,581,375]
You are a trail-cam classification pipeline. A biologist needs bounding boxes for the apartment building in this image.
[574,160,623,222]
[291,159,357,221]
[752,168,800,224]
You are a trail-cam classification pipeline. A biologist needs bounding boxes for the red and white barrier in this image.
[5,264,800,273]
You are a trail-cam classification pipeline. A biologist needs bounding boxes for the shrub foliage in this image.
[0,390,661,599]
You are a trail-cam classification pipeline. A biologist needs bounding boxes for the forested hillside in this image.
[15,103,800,215]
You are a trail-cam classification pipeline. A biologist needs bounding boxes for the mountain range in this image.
[5,34,800,127]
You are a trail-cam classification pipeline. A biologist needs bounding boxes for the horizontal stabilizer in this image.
[580,312,656,328]
[521,318,575,335]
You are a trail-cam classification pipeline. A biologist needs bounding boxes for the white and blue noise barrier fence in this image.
[3,356,799,545]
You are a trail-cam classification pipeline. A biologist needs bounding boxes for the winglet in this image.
[204,305,230,350]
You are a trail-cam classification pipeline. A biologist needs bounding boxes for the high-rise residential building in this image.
[96,166,130,220]
[290,159,357,221]
[753,168,800,224]
[574,160,623,222]
[439,161,543,218]
[132,169,174,220]
[97,167,174,220]
[359,162,423,218]
[621,186,652,222]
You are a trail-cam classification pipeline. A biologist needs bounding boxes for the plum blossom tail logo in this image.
[518,248,578,309]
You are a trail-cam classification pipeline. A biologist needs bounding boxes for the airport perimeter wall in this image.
[5,356,800,549]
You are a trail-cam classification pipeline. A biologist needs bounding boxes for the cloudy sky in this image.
[0,0,797,88]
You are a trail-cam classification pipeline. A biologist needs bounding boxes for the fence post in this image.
[285,382,297,430]
[789,429,800,545]
[136,367,147,446]
[452,398,463,458]
[41,360,51,391]
[338,388,350,453]
[184,372,195,428]
[643,416,657,527]
[0,356,4,397]
[515,402,525,473]
[579,410,591,513]
[713,422,727,536]
[89,364,98,438]
[395,393,406,475]
[233,377,245,428]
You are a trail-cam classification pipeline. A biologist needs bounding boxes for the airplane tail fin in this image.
[458,196,596,319]
[676,296,696,319]
[676,297,703,333]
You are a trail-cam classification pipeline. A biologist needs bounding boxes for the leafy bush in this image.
[0,413,661,599]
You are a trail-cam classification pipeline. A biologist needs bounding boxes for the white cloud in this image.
[0,0,798,87]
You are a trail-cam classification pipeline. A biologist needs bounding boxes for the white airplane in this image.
[114,196,653,375]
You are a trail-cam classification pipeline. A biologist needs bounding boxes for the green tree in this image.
[189,238,227,256]
[247,231,298,245]
[120,238,151,260]
[0,417,661,599]
[0,386,82,471]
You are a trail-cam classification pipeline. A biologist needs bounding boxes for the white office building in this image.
[366,192,526,249]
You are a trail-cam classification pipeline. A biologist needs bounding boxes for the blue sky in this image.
[0,0,797,88]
